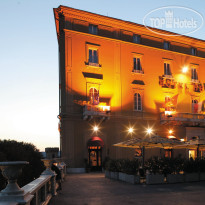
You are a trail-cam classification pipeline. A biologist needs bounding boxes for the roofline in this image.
[54,5,205,46]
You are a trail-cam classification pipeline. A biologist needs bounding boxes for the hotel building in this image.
[54,6,205,172]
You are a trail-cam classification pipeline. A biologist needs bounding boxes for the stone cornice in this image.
[54,5,205,48]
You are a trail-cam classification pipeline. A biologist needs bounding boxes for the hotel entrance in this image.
[87,137,104,171]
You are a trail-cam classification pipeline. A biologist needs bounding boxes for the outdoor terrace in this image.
[160,112,205,126]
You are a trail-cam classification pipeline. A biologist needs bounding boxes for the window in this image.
[164,63,172,76]
[89,49,98,64]
[189,150,196,159]
[89,24,98,35]
[133,57,142,71]
[86,43,101,67]
[192,99,198,113]
[134,93,142,111]
[165,149,172,158]
[191,67,198,81]
[132,53,143,73]
[164,41,170,50]
[165,96,171,111]
[191,47,197,56]
[133,34,141,43]
[89,88,99,105]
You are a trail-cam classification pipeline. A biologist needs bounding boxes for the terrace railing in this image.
[160,112,205,126]
[0,159,66,205]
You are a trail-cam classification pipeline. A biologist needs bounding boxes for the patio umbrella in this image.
[113,135,183,149]
[174,139,205,158]
[113,135,184,168]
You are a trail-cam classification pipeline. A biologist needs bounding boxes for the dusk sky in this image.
[1,0,205,151]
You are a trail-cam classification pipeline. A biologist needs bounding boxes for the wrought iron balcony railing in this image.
[83,104,111,120]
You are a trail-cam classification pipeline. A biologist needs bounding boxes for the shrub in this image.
[145,156,185,175]
[183,158,199,173]
[120,159,139,175]
[198,158,205,172]
[0,140,45,191]
[145,157,161,174]
[105,158,139,175]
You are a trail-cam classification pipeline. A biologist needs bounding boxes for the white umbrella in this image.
[113,135,183,149]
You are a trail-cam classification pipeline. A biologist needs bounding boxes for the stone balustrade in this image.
[0,159,66,205]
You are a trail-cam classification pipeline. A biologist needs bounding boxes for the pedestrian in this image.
[51,160,62,190]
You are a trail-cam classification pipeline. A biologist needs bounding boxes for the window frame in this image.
[191,47,197,56]
[164,62,172,76]
[132,53,143,74]
[191,67,198,81]
[134,93,142,111]
[133,34,141,44]
[85,43,101,67]
[192,99,198,113]
[163,58,173,78]
[89,87,99,105]
[190,64,199,82]
[164,41,171,50]
[89,24,98,35]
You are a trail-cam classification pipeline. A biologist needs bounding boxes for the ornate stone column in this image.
[0,161,33,204]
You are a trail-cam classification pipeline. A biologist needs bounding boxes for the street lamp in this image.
[128,127,134,134]
[146,128,153,135]
[182,66,188,73]
[168,129,173,134]
[93,125,99,132]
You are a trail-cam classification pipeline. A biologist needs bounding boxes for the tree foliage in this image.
[0,140,45,191]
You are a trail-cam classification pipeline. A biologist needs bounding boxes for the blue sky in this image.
[0,0,204,151]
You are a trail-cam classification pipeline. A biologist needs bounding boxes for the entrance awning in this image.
[87,136,104,147]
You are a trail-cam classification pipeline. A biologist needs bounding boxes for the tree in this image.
[0,140,45,191]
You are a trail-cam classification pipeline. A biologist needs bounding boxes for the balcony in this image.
[160,112,205,126]
[83,104,111,121]
[159,75,176,89]
[192,82,203,93]
[132,69,144,74]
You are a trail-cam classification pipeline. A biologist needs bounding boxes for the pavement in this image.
[49,173,205,205]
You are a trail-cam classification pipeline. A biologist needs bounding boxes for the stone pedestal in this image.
[0,161,33,204]
[41,159,57,196]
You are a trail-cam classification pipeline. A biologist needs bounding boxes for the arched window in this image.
[192,99,198,113]
[134,93,142,111]
[89,88,99,105]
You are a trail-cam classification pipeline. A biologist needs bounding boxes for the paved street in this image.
[49,173,205,205]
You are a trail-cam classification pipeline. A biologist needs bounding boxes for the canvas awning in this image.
[87,136,104,147]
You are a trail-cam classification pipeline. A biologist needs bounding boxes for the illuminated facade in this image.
[54,6,205,171]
